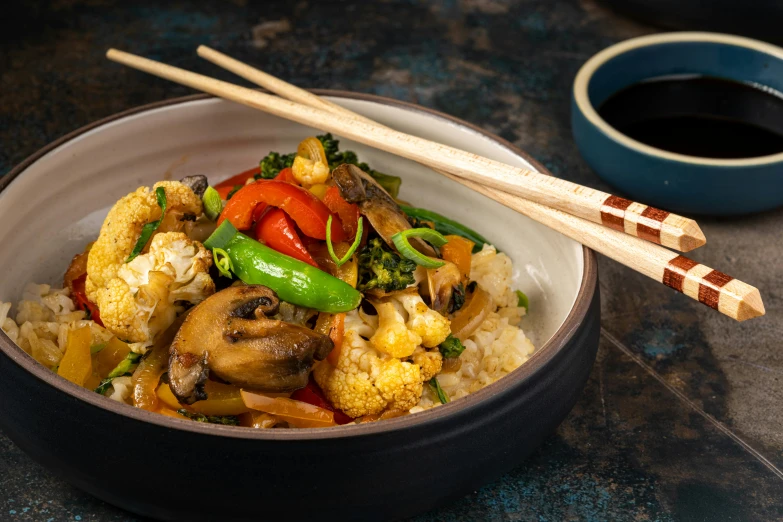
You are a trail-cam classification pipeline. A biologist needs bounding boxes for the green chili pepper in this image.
[204,220,362,313]
[126,187,167,263]
[391,228,448,269]
[429,377,450,404]
[515,289,529,310]
[326,215,363,267]
[399,205,490,253]
[202,186,223,221]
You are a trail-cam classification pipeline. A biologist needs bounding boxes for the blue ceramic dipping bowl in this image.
[572,32,783,215]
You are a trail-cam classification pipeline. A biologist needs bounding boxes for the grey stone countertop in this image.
[1,1,781,520]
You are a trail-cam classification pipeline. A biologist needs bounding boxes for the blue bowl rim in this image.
[573,31,783,167]
[0,90,598,441]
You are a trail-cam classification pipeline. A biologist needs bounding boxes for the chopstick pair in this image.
[104,47,765,321]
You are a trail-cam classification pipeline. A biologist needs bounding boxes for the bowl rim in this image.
[0,90,597,440]
[573,31,783,167]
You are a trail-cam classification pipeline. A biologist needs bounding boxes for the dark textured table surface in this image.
[2,1,782,521]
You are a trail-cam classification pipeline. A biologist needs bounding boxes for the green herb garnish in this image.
[177,409,240,426]
[390,228,448,269]
[515,290,529,310]
[126,187,167,263]
[438,335,465,359]
[326,215,363,267]
[429,377,450,404]
[258,151,296,179]
[212,248,234,279]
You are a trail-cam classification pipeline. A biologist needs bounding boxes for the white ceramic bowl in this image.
[0,92,599,521]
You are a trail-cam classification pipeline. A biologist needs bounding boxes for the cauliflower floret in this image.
[95,232,214,352]
[370,300,421,358]
[292,155,330,186]
[411,347,443,382]
[392,290,451,348]
[86,181,203,302]
[314,327,423,418]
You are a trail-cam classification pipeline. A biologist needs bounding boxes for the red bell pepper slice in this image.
[291,377,353,425]
[219,180,345,242]
[323,186,361,239]
[254,208,318,267]
[71,274,103,327]
[214,166,260,200]
[274,167,298,185]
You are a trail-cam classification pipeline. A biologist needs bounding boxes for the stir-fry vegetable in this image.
[214,166,260,199]
[319,133,402,198]
[202,186,223,221]
[290,378,353,425]
[254,208,318,267]
[212,248,234,278]
[157,381,250,416]
[438,334,466,358]
[240,390,337,428]
[450,287,493,341]
[177,409,240,425]
[292,137,330,186]
[357,238,417,292]
[57,326,92,386]
[440,235,474,285]
[516,289,529,310]
[95,351,142,395]
[126,186,167,263]
[323,186,361,238]
[205,221,361,313]
[326,215,363,267]
[391,228,448,269]
[219,180,344,242]
[399,205,489,253]
[259,151,296,179]
[429,377,450,404]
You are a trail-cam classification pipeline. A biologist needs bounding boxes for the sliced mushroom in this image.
[168,285,333,404]
[179,175,209,199]
[332,164,435,256]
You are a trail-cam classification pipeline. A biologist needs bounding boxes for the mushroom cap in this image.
[168,285,333,404]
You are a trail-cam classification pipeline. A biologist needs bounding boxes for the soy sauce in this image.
[597,76,783,159]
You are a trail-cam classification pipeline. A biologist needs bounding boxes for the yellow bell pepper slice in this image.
[58,326,92,386]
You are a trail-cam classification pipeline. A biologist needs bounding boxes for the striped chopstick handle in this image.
[661,255,763,321]
[600,195,694,249]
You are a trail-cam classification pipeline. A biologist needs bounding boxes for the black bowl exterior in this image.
[0,285,599,522]
[0,91,600,521]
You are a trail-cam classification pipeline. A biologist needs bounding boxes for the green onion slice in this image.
[126,187,167,263]
[202,186,223,221]
[429,377,450,404]
[326,215,363,267]
[391,228,448,269]
[212,248,234,279]
[515,290,529,310]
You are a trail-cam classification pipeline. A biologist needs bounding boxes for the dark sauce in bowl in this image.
[598,76,783,159]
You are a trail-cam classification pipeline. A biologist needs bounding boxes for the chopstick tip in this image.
[736,287,765,321]
[679,221,707,252]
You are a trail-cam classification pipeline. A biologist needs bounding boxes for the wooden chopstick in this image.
[194,46,765,322]
[106,48,704,253]
[103,48,764,320]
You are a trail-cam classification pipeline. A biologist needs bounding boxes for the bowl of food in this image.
[572,32,783,215]
[0,91,599,521]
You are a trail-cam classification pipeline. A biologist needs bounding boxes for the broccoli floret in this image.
[317,134,401,198]
[258,151,296,179]
[357,238,417,292]
[176,409,240,426]
[439,334,466,358]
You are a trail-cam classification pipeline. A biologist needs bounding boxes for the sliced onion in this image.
[427,261,461,314]
[240,390,336,428]
[449,287,492,341]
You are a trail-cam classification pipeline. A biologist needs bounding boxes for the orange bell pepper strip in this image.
[58,326,92,386]
[240,390,337,428]
[219,180,345,241]
[440,235,475,286]
[274,166,299,185]
[323,186,360,238]
[215,166,260,199]
[254,208,319,267]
